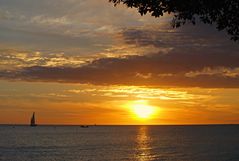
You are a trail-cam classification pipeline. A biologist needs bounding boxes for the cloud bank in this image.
[1,48,239,88]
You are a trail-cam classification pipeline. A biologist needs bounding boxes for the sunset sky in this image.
[0,0,239,125]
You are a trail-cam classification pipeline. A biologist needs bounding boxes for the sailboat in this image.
[30,112,37,127]
[80,125,89,128]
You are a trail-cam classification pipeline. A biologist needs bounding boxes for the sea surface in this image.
[0,125,239,161]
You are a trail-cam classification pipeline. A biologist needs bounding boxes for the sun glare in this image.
[132,100,156,119]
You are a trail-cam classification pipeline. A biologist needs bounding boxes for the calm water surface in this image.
[0,125,239,161]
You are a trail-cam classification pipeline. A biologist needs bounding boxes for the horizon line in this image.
[1,123,239,126]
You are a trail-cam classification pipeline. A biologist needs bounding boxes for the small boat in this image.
[80,125,89,128]
[30,112,37,127]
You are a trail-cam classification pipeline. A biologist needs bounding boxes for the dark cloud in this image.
[1,48,239,88]
[122,25,238,49]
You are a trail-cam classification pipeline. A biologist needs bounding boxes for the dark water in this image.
[0,125,239,161]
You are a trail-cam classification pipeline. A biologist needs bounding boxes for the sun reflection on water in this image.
[136,126,153,161]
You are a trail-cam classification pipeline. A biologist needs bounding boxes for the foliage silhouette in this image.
[110,0,239,41]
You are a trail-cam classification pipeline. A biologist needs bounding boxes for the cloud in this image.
[0,49,88,70]
[0,0,238,89]
[1,48,239,88]
[121,25,237,49]
[30,15,72,26]
[0,0,164,55]
[185,67,239,78]
[135,73,152,79]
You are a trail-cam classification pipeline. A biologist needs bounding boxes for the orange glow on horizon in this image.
[0,81,239,125]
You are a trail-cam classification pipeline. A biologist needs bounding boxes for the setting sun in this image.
[132,100,156,119]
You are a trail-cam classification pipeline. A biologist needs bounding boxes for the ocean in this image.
[0,125,238,161]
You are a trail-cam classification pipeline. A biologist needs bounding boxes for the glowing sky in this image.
[0,0,239,125]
